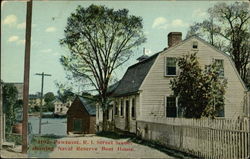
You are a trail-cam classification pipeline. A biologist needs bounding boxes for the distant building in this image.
[53,98,72,115]
[29,93,44,108]
[67,96,96,134]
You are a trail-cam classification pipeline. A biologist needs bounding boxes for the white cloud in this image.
[152,17,168,29]
[170,19,189,27]
[192,8,207,18]
[3,14,17,26]
[41,49,52,53]
[17,22,26,29]
[45,27,56,32]
[8,36,19,42]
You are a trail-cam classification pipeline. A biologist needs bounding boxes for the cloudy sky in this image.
[1,0,236,94]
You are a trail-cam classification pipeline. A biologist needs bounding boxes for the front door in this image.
[125,100,130,131]
[73,118,83,133]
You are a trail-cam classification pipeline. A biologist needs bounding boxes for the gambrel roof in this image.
[112,36,247,97]
[112,53,160,97]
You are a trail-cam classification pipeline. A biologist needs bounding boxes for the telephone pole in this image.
[35,72,51,134]
[22,0,33,154]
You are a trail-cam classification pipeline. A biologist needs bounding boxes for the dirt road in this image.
[28,135,177,158]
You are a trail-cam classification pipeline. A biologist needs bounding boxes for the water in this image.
[29,116,67,136]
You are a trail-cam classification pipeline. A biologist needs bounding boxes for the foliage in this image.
[43,92,56,112]
[186,2,250,87]
[170,53,227,118]
[44,92,55,103]
[2,83,18,133]
[55,82,75,103]
[6,133,22,145]
[60,4,146,130]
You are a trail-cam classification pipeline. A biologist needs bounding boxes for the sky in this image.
[1,0,239,95]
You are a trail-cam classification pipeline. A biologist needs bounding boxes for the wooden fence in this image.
[137,117,250,159]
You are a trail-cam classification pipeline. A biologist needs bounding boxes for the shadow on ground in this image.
[96,131,199,159]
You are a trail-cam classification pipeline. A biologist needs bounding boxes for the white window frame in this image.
[165,57,177,76]
[192,41,198,50]
[214,59,224,77]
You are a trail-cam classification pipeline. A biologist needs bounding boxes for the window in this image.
[193,41,198,49]
[166,97,177,117]
[215,59,224,77]
[114,102,118,116]
[131,98,136,118]
[165,57,177,76]
[120,99,124,116]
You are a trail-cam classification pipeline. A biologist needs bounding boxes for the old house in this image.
[67,96,96,134]
[97,32,249,133]
[53,98,72,115]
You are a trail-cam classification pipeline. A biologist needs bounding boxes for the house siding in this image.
[139,37,247,120]
[113,94,140,133]
[67,98,96,134]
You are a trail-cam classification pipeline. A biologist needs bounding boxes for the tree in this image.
[60,5,146,130]
[44,92,55,112]
[170,53,227,118]
[55,83,75,103]
[44,92,55,103]
[186,2,250,87]
[2,83,18,133]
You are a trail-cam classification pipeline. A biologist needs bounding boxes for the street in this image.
[28,135,177,158]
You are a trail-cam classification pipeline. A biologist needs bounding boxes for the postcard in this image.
[0,0,249,158]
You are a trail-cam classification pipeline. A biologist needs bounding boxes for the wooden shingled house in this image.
[67,96,96,134]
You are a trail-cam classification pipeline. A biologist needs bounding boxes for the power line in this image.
[35,72,51,135]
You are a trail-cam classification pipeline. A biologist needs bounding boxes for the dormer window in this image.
[193,41,198,49]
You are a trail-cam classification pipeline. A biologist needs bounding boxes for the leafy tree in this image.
[170,53,227,118]
[43,92,55,112]
[60,5,146,130]
[55,83,75,103]
[2,83,18,133]
[44,92,55,103]
[186,2,250,87]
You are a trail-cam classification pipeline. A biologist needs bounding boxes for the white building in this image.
[53,98,72,115]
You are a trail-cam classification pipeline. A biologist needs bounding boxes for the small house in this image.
[67,96,96,134]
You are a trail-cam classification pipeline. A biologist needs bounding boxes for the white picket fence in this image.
[137,117,250,159]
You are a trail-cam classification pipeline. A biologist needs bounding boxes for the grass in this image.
[27,134,63,158]
[6,133,22,145]
[97,131,199,159]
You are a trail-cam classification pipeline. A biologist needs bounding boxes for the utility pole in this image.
[35,72,51,134]
[22,0,33,154]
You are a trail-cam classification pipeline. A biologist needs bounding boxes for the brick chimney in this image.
[168,32,182,47]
